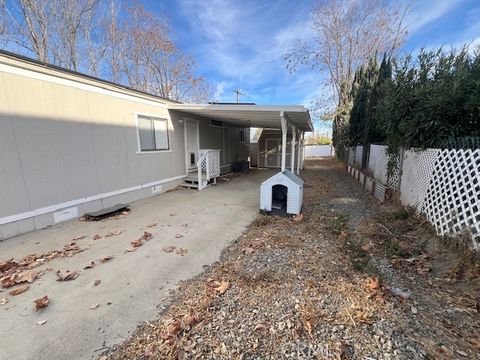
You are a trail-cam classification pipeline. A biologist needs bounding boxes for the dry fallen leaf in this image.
[146,223,158,228]
[144,345,156,357]
[34,295,49,310]
[212,280,230,295]
[254,323,266,331]
[9,284,30,296]
[89,304,100,310]
[163,246,177,253]
[416,263,432,275]
[361,243,372,252]
[72,235,88,241]
[100,256,113,263]
[242,247,255,255]
[0,258,16,273]
[92,234,102,240]
[184,314,199,326]
[175,234,184,239]
[175,248,189,256]
[304,320,313,336]
[57,271,79,281]
[15,270,38,284]
[36,320,47,326]
[142,232,153,241]
[293,213,304,222]
[367,277,380,290]
[83,261,96,269]
[0,298,8,305]
[105,230,124,237]
[1,275,16,288]
[94,280,101,286]
[131,238,143,248]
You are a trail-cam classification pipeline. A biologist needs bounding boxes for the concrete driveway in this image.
[0,169,274,360]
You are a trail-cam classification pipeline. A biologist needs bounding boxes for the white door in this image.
[185,120,199,170]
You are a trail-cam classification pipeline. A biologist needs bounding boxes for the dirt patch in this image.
[105,158,480,359]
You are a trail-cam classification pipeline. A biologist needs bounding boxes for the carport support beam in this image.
[296,130,302,175]
[290,125,296,172]
[301,132,305,170]
[280,112,287,172]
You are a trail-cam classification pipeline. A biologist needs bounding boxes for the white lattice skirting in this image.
[400,149,480,249]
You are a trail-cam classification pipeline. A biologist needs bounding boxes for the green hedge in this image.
[375,47,480,151]
[346,47,480,169]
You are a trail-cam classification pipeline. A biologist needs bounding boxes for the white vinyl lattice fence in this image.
[418,149,480,248]
[348,146,480,249]
[400,149,441,209]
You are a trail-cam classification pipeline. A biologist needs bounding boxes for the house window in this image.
[137,115,169,152]
[240,129,246,143]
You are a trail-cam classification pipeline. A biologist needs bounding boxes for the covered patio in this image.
[169,104,313,181]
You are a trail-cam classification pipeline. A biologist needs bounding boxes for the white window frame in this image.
[135,113,171,154]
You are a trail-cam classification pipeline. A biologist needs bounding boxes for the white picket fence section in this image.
[304,144,333,158]
[347,145,480,249]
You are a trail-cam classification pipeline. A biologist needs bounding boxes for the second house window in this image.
[137,115,169,151]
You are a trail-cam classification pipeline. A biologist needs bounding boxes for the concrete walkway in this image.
[0,169,274,360]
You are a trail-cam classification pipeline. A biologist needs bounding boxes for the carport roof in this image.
[167,104,313,132]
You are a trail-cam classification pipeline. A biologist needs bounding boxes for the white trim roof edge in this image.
[168,103,313,131]
[0,52,177,109]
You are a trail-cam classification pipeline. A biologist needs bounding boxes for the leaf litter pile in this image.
[105,158,480,359]
[0,241,84,293]
[0,228,129,307]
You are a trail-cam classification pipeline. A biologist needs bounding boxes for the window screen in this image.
[138,115,169,151]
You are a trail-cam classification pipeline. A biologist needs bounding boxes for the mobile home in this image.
[0,50,312,240]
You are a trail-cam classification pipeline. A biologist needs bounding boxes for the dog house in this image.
[260,170,304,215]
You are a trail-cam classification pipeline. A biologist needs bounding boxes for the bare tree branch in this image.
[286,0,408,109]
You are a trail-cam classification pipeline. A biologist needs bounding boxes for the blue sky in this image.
[143,0,480,132]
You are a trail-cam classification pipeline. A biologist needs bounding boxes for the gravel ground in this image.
[104,158,480,360]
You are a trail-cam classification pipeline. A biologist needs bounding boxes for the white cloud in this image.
[405,0,462,33]
[177,0,315,97]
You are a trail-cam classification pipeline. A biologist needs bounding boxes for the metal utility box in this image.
[260,170,304,215]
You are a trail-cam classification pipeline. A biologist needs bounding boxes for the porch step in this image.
[180,182,199,189]
[181,171,214,190]
[185,171,206,181]
[181,174,202,189]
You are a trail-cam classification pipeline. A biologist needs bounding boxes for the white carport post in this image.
[296,130,302,175]
[280,111,287,171]
[290,124,296,172]
[300,132,305,170]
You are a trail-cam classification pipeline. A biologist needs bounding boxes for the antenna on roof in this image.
[233,89,243,104]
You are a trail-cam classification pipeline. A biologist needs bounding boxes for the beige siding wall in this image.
[195,117,249,173]
[0,66,186,239]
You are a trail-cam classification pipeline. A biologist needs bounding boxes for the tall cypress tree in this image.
[348,54,391,168]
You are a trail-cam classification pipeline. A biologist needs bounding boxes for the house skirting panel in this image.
[0,176,184,241]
